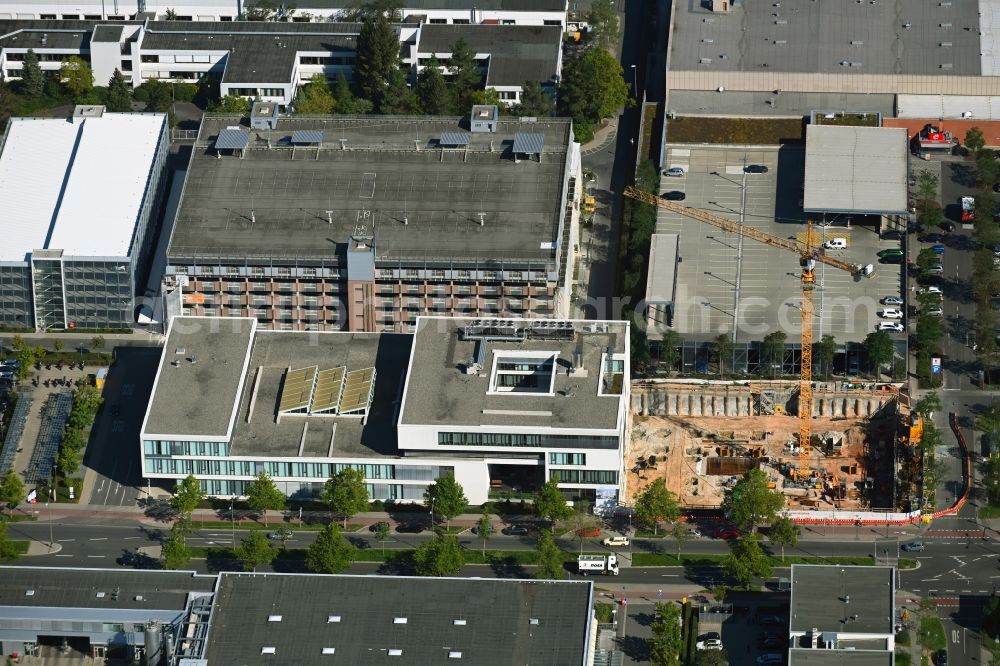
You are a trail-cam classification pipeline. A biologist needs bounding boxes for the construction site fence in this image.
[785,411,972,526]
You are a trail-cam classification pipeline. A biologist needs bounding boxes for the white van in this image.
[824,238,847,250]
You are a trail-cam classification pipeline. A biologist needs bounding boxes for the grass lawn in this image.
[813,113,880,127]
[919,615,947,652]
[895,651,912,666]
[666,116,805,144]
[0,514,37,522]
[979,505,1000,519]
[2,541,29,561]
[632,552,882,567]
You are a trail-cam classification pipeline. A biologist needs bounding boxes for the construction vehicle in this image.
[622,187,874,475]
[584,195,597,213]
[578,554,619,575]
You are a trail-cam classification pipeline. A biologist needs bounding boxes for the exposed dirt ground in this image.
[627,413,894,511]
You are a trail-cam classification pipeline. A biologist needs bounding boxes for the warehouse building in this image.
[0,107,169,331]
[0,566,594,665]
[140,315,628,507]
[165,112,581,332]
[787,564,896,665]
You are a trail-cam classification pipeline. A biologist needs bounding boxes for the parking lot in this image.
[657,144,905,344]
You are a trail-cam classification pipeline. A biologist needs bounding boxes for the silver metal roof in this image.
[439,132,471,146]
[803,125,908,215]
[215,127,250,151]
[512,132,544,154]
[290,130,324,144]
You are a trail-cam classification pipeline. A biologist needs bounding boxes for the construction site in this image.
[627,381,925,515]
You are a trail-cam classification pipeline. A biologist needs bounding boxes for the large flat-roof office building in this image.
[0,108,168,331]
[165,112,581,333]
[140,315,629,508]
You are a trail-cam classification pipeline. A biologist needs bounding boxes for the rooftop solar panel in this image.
[278,366,317,413]
[339,367,376,414]
[512,133,544,154]
[291,130,324,145]
[439,132,471,146]
[311,366,346,414]
[216,127,250,151]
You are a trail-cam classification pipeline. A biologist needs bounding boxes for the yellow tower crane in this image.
[622,186,872,471]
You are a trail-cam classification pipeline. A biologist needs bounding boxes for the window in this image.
[490,352,556,394]
[120,60,132,71]
[39,13,56,18]
[252,266,265,276]
[141,54,159,63]
[438,433,618,449]
[549,452,586,466]
[278,267,291,277]
[551,469,618,485]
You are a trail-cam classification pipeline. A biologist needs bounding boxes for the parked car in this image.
[396,523,426,534]
[880,296,904,306]
[663,167,685,177]
[878,321,905,332]
[940,220,957,232]
[924,306,944,317]
[716,527,741,540]
[0,359,19,369]
[759,636,786,649]
[602,536,630,547]
[368,521,391,533]
[936,649,948,666]
[917,286,943,296]
[881,230,903,240]
[877,249,904,258]
[879,308,903,319]
[471,522,495,535]
[696,633,723,651]
[824,238,847,250]
[918,233,944,243]
[502,525,530,536]
[662,190,686,201]
[879,255,905,265]
[930,244,946,254]
[756,653,783,665]
[744,164,769,173]
[901,539,925,552]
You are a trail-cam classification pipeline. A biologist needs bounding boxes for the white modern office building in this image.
[139,316,629,508]
[0,107,169,331]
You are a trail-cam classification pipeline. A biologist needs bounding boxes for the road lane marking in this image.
[124,537,140,540]
[87,555,105,558]
[89,538,107,541]
[58,539,75,542]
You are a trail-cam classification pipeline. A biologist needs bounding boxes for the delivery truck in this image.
[578,554,619,575]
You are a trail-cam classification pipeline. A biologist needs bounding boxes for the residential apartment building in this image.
[0,19,563,107]
[0,0,569,27]
[0,107,168,331]
[139,315,629,509]
[165,112,581,332]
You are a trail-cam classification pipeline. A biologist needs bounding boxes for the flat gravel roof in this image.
[790,565,894,635]
[169,116,573,264]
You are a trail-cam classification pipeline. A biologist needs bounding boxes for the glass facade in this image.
[144,440,230,456]
[438,432,618,449]
[550,469,618,485]
[0,265,33,329]
[31,258,65,330]
[549,452,586,465]
[62,259,134,328]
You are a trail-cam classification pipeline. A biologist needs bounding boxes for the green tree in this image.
[696,649,730,666]
[712,333,734,376]
[966,127,987,154]
[209,95,251,114]
[669,522,693,558]
[412,533,464,576]
[864,330,895,376]
[514,80,554,117]
[332,74,373,114]
[447,38,482,112]
[51,339,63,353]
[723,532,773,589]
[918,200,944,231]
[658,329,681,373]
[567,510,602,554]
[0,521,20,562]
[164,8,178,19]
[725,469,784,532]
[374,521,390,553]
[915,314,945,353]
[977,150,999,190]
[59,56,93,100]
[354,9,400,110]
[978,404,1000,439]
[533,477,573,525]
[161,523,191,570]
[379,67,419,115]
[916,170,939,202]
[56,445,81,478]
[475,512,493,556]
[814,334,837,379]
[558,50,632,142]
[634,478,679,535]
[760,331,787,377]
[0,470,24,514]
[243,0,277,20]
[294,74,336,114]
[917,248,942,272]
[106,69,133,111]
[90,335,105,351]
[586,0,620,50]
[20,49,44,99]
[321,467,370,529]
[767,515,799,562]
[534,527,565,580]
[914,391,941,417]
[415,60,452,115]
[306,523,357,573]
[170,474,205,521]
[245,472,285,526]
[586,49,631,120]
[648,601,682,666]
[236,528,277,572]
[424,472,467,529]
[985,456,1000,505]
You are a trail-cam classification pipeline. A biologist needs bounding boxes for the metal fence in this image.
[25,391,73,483]
[0,393,30,474]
